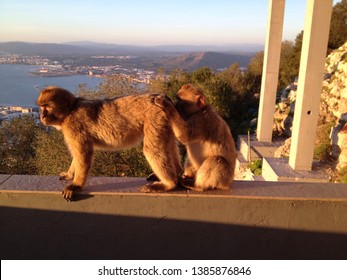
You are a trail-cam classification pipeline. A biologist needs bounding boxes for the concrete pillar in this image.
[257,0,286,142]
[289,0,333,170]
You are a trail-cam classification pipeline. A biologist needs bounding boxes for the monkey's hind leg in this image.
[194,156,232,191]
[140,120,182,193]
[141,147,179,193]
[138,158,178,192]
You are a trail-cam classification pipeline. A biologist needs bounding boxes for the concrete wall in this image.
[1,175,347,259]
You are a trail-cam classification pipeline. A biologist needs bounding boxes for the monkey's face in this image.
[175,91,206,118]
[175,97,195,118]
[39,103,62,126]
[37,87,76,127]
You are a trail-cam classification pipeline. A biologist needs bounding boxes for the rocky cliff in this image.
[322,42,347,170]
[273,41,347,178]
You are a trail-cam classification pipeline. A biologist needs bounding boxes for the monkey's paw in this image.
[153,95,166,107]
[146,172,159,182]
[138,182,174,193]
[179,176,203,192]
[179,176,195,188]
[154,95,174,109]
[62,184,82,201]
[59,172,73,181]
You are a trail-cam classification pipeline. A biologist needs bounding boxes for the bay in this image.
[0,64,103,107]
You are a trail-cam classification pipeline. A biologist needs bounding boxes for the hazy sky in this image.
[0,0,341,46]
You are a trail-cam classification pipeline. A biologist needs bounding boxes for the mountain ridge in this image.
[0,41,256,70]
[63,41,263,53]
[162,51,251,69]
[0,41,263,56]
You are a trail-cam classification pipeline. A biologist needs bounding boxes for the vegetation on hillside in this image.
[328,0,347,51]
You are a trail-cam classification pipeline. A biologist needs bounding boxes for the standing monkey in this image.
[154,84,237,191]
[37,86,182,200]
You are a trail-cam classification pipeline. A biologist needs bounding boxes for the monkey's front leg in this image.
[62,148,93,201]
[60,158,79,201]
[59,158,75,181]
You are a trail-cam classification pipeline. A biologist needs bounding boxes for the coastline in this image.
[29,71,75,77]
[0,64,103,107]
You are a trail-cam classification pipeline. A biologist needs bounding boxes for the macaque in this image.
[154,84,237,191]
[36,86,182,200]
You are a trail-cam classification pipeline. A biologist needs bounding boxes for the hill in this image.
[162,51,251,70]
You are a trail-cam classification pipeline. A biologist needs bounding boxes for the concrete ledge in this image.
[237,135,330,183]
[238,135,283,161]
[1,174,347,259]
[262,158,330,183]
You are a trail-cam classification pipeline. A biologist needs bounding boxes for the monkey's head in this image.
[176,84,207,117]
[36,86,76,127]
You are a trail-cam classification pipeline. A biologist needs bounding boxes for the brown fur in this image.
[155,84,237,191]
[37,86,182,200]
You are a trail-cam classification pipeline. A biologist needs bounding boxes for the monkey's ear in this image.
[197,95,207,109]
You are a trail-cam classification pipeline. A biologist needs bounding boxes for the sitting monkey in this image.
[37,86,182,200]
[153,84,237,191]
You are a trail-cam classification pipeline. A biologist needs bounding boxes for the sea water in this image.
[0,64,103,107]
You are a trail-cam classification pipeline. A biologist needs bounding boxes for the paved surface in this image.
[1,174,347,200]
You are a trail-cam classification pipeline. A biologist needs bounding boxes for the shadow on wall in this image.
[0,206,346,260]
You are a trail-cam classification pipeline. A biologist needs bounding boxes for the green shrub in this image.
[248,159,262,176]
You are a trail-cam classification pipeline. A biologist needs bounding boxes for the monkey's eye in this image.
[40,105,52,112]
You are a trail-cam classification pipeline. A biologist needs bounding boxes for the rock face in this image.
[320,42,347,170]
[273,82,297,137]
[321,42,347,122]
[274,41,347,171]
[274,138,291,158]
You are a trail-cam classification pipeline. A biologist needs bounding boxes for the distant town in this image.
[0,105,39,122]
[0,54,159,84]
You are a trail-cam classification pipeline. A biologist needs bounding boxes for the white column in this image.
[257,0,286,142]
[289,0,333,170]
